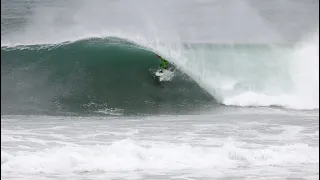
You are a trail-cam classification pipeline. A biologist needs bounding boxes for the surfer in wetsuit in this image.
[157,54,168,72]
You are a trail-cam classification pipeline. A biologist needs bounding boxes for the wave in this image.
[2,33,319,116]
[1,37,214,115]
[2,0,319,115]
[2,139,318,176]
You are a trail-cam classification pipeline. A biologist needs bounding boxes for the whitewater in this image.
[1,0,319,179]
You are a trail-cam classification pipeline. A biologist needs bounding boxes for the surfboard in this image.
[155,70,164,77]
[154,69,173,82]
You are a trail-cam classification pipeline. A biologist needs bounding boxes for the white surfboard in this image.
[155,69,174,82]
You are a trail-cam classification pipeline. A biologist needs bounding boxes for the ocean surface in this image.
[1,0,319,179]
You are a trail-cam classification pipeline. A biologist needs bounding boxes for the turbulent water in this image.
[1,0,319,179]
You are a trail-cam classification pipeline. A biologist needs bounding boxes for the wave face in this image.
[1,38,214,115]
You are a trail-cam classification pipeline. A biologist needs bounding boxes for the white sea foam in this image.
[2,139,318,174]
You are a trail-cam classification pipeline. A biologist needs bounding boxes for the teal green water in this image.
[1,37,214,115]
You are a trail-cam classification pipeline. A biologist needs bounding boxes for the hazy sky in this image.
[2,0,319,44]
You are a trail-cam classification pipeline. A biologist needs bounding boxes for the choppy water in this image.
[2,110,319,180]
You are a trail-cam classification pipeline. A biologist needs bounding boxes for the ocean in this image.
[1,0,319,179]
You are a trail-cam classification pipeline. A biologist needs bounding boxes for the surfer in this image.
[157,54,168,72]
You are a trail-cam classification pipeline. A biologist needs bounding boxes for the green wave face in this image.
[1,37,214,116]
